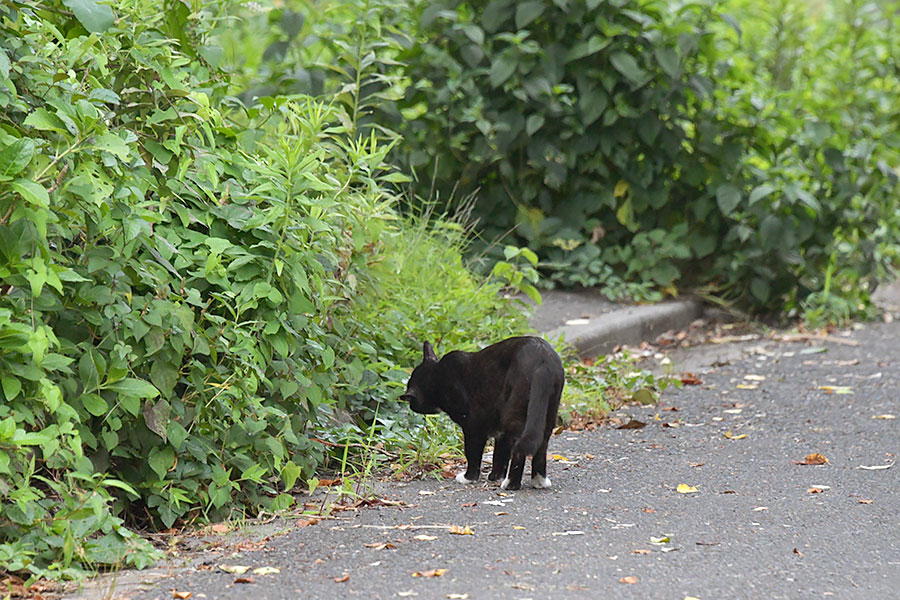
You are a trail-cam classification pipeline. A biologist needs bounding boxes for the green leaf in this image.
[93,133,131,160]
[148,446,175,480]
[515,0,544,29]
[610,52,648,86]
[462,25,484,45]
[150,359,179,396]
[81,393,109,417]
[749,184,776,205]
[62,0,115,33]
[489,56,517,88]
[166,421,188,450]
[750,277,770,303]
[654,47,681,78]
[566,35,611,62]
[23,108,68,133]
[526,114,545,136]
[108,377,160,399]
[12,179,49,207]
[715,183,741,216]
[1,375,21,400]
[0,139,35,180]
[0,49,9,79]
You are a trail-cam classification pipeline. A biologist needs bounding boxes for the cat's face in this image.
[401,342,441,414]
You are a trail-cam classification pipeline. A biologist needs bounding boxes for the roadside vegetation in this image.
[0,0,896,582]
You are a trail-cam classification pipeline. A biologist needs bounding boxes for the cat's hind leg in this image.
[501,448,527,490]
[488,435,512,481]
[529,437,552,489]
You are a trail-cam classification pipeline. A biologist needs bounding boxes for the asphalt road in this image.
[128,322,899,600]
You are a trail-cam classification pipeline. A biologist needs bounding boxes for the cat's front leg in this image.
[457,429,487,484]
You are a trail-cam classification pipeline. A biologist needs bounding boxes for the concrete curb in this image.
[546,298,704,357]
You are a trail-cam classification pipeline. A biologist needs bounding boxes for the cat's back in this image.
[476,336,562,372]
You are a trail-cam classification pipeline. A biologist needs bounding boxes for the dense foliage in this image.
[391,0,900,316]
[0,0,527,578]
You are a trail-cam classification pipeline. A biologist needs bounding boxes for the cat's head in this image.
[400,341,441,415]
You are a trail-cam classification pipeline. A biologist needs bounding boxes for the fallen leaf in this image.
[414,535,437,541]
[461,502,477,507]
[364,542,397,550]
[796,453,829,465]
[318,478,342,487]
[252,567,280,575]
[858,499,873,504]
[800,346,827,354]
[677,484,698,494]
[736,384,758,390]
[512,525,526,530]
[752,506,769,511]
[210,522,229,534]
[744,374,766,381]
[872,414,896,420]
[494,511,509,516]
[818,385,853,394]
[793,548,804,557]
[551,454,570,462]
[632,549,652,555]
[234,577,255,584]
[412,569,447,578]
[689,462,705,468]
[807,487,825,494]
[447,594,469,599]
[173,592,191,600]
[418,490,435,496]
[448,525,474,536]
[680,373,703,385]
[859,462,894,471]
[619,576,639,584]
[642,507,655,513]
[617,419,646,430]
[724,430,747,440]
[296,517,320,528]
[650,536,671,544]
[334,573,350,583]
[723,408,743,414]
[218,565,250,575]
[397,592,418,598]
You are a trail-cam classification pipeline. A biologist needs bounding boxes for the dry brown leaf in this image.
[680,373,703,385]
[296,517,320,528]
[318,478,342,487]
[642,507,655,513]
[412,569,447,578]
[173,592,191,600]
[689,462,705,468]
[461,502,477,507]
[807,487,825,494]
[234,577,255,584]
[364,542,397,550]
[793,548,804,557]
[494,511,509,516]
[797,453,829,465]
[333,573,350,583]
[617,419,646,430]
[448,525,474,535]
[632,549,652,555]
[209,522,229,534]
[858,499,873,504]
[619,576,639,584]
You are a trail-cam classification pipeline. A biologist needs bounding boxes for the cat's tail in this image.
[515,362,560,456]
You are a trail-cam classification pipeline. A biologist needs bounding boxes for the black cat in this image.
[401,336,564,490]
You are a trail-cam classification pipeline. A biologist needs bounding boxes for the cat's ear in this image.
[423,341,437,362]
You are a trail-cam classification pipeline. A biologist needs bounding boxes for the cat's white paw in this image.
[455,472,477,484]
[500,477,510,490]
[531,475,552,489]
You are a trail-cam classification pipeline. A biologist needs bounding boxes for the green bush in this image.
[0,0,528,578]
[391,0,900,315]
